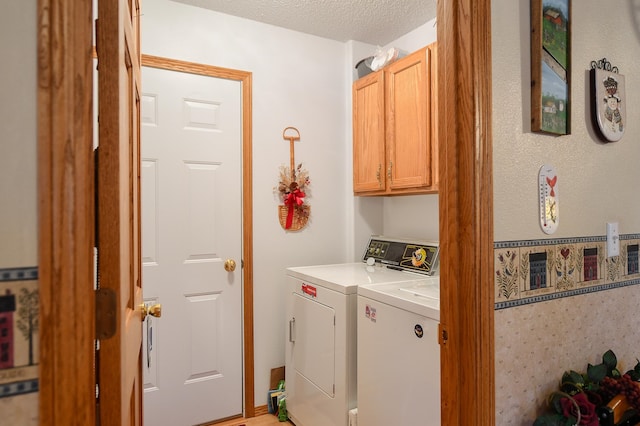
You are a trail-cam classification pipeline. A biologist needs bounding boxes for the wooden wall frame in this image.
[531,0,571,135]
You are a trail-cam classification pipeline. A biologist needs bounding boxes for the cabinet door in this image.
[353,72,386,194]
[386,48,432,190]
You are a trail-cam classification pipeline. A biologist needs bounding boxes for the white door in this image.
[140,65,243,425]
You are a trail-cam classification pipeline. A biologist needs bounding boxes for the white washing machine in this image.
[357,275,441,426]
[285,236,439,426]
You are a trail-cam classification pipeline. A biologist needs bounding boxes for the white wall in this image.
[0,2,38,267]
[142,0,351,406]
[384,19,438,53]
[492,0,640,422]
[380,19,439,242]
[493,1,640,240]
[143,2,440,407]
[0,1,38,424]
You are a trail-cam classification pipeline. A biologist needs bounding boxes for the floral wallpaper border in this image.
[0,267,38,282]
[0,267,39,398]
[494,234,640,310]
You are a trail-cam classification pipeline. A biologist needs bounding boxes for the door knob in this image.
[224,259,237,272]
[141,303,162,321]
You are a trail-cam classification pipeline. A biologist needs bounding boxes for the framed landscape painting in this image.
[531,0,571,135]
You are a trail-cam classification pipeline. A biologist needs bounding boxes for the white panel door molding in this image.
[141,66,242,425]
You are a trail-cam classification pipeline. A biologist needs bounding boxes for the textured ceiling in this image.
[171,0,437,46]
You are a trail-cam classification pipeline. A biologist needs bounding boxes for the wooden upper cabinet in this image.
[353,43,438,196]
[386,47,431,190]
[353,71,386,193]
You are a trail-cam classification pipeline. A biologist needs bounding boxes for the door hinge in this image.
[438,323,448,345]
[95,288,117,340]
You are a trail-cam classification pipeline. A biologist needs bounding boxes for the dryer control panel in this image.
[362,236,439,276]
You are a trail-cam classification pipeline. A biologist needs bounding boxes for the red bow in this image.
[284,189,305,229]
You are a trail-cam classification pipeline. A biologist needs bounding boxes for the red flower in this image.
[560,392,599,426]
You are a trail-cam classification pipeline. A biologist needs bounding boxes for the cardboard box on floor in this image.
[270,366,285,390]
[267,366,286,415]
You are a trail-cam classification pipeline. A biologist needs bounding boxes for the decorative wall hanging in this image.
[531,0,571,135]
[276,127,310,231]
[591,58,625,143]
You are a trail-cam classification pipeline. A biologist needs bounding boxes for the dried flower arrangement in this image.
[275,163,310,230]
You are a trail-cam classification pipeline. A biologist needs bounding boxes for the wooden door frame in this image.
[139,54,256,418]
[37,0,96,423]
[37,0,493,424]
[438,0,495,424]
[37,2,256,422]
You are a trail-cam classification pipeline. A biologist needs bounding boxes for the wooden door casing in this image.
[38,0,96,424]
[437,0,495,424]
[96,0,143,424]
[141,54,255,418]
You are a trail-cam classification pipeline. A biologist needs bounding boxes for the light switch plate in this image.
[607,222,620,257]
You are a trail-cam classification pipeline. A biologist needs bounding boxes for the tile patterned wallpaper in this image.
[0,267,39,426]
[0,236,635,425]
[494,235,640,424]
[494,234,640,309]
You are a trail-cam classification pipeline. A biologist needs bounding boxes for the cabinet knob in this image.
[387,161,393,183]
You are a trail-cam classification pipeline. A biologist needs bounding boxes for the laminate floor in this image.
[208,413,293,426]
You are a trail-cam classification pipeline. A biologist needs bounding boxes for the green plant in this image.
[534,350,640,426]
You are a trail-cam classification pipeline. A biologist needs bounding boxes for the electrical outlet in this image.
[607,222,620,257]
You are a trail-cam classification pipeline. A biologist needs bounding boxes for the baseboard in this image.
[254,405,269,417]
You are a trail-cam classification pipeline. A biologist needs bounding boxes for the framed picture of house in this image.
[531,0,571,135]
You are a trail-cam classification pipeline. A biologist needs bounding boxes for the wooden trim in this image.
[530,0,544,132]
[141,54,256,418]
[437,0,495,424]
[38,0,96,424]
[253,405,270,417]
[530,0,571,135]
[95,0,144,422]
[208,407,268,426]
